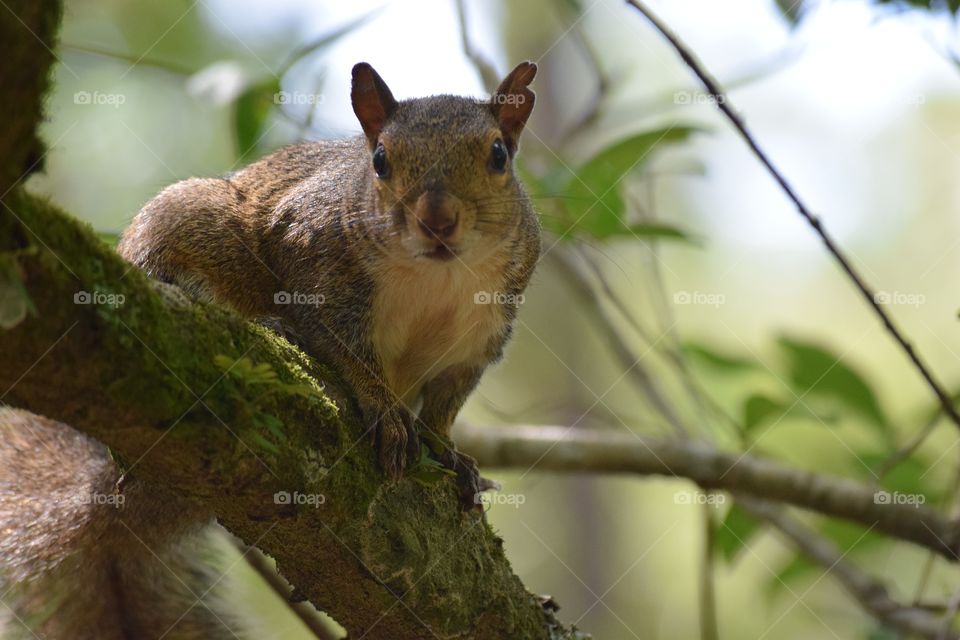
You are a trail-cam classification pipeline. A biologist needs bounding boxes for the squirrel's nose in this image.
[417,214,458,240]
[413,191,461,242]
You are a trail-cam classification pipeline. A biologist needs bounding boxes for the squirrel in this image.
[117,61,540,501]
[1,62,540,640]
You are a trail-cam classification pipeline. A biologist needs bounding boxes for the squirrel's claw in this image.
[438,448,485,512]
[371,406,418,480]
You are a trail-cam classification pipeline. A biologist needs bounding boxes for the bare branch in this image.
[454,423,960,561]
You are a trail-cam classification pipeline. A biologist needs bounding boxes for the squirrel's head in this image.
[351,61,537,263]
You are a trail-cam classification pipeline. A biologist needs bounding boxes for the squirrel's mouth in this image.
[420,244,458,261]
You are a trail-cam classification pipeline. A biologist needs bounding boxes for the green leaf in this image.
[685,343,758,372]
[213,354,236,371]
[626,222,698,244]
[777,336,889,436]
[742,394,786,433]
[254,412,286,441]
[408,447,456,486]
[741,393,839,434]
[247,431,279,454]
[279,382,325,401]
[558,126,699,240]
[859,453,939,503]
[715,503,763,562]
[419,428,449,455]
[233,78,280,161]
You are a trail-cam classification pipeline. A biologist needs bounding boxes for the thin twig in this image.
[737,496,960,640]
[624,0,960,433]
[549,248,689,436]
[577,242,741,440]
[875,411,942,479]
[232,539,342,640]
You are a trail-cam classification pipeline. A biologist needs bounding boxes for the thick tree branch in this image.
[454,423,960,561]
[624,0,960,433]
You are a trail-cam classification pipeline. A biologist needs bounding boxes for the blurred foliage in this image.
[520,127,700,242]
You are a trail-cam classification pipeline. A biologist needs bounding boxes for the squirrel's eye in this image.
[372,143,389,178]
[490,139,508,173]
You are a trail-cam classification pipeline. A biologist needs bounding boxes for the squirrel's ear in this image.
[351,62,398,144]
[491,61,537,154]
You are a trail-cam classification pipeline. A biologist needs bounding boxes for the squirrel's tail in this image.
[0,408,250,640]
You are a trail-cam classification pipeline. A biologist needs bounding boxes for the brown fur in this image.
[0,408,242,639]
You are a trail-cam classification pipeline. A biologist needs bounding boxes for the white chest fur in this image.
[370,254,509,405]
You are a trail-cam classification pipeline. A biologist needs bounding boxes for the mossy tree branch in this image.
[0,1,583,637]
[0,191,582,640]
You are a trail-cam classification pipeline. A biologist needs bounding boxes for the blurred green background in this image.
[28,0,960,637]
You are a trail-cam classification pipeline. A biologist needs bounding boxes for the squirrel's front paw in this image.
[367,406,419,479]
